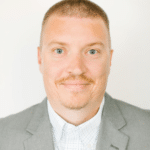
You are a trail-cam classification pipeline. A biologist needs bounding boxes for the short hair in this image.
[40,0,110,48]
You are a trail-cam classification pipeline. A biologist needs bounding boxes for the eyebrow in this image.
[87,42,104,47]
[47,41,104,48]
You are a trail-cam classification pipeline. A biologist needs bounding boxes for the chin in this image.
[60,96,89,110]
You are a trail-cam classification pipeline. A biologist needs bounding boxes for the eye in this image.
[54,48,64,54]
[88,49,97,55]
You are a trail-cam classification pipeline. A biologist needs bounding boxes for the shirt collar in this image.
[47,97,105,144]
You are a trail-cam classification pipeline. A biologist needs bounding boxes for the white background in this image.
[0,0,150,118]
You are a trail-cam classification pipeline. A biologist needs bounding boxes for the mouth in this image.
[60,81,90,92]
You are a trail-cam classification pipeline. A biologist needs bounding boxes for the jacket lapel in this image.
[96,93,129,150]
[23,98,54,150]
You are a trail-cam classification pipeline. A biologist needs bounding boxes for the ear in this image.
[109,49,114,66]
[37,46,43,74]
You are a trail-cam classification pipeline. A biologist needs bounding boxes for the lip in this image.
[60,82,90,92]
[61,81,90,85]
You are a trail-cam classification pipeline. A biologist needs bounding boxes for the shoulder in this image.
[113,97,150,117]
[112,96,150,127]
[0,102,39,133]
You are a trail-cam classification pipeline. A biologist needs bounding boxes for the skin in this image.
[38,14,113,126]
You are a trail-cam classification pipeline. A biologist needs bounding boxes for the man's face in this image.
[38,15,113,110]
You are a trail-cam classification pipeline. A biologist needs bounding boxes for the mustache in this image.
[55,74,95,84]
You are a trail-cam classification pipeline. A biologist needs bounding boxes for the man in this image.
[0,0,150,149]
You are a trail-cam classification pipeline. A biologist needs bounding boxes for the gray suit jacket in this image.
[0,93,150,150]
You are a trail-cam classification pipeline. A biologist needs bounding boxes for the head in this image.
[38,0,113,111]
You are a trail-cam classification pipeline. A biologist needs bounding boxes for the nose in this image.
[66,53,87,75]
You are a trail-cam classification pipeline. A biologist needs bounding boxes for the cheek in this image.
[42,57,64,81]
[88,60,109,78]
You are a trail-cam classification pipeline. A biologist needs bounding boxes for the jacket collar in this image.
[23,97,55,150]
[96,93,129,150]
[23,93,129,150]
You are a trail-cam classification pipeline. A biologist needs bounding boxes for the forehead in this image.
[42,15,109,47]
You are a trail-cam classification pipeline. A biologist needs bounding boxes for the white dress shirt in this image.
[47,97,105,150]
